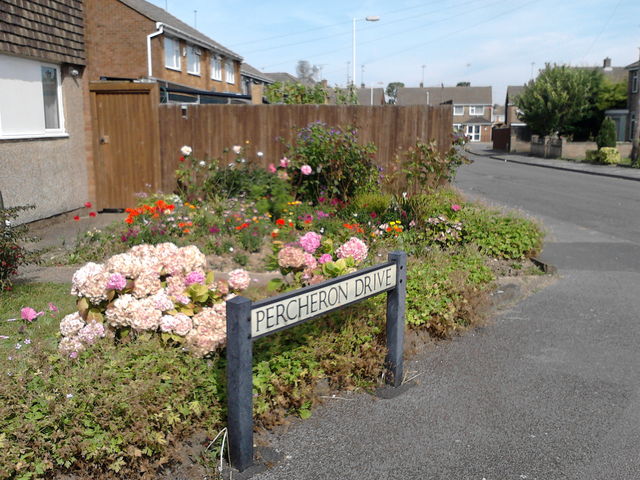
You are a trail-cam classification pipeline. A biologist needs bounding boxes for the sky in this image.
[147,0,640,104]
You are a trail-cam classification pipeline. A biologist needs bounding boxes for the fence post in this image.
[386,251,407,387]
[226,296,254,472]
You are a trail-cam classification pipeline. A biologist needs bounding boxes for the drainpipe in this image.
[147,23,165,78]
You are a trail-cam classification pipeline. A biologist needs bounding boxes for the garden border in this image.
[226,251,407,471]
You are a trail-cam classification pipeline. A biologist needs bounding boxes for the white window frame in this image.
[211,56,222,81]
[225,60,235,84]
[465,124,481,142]
[469,105,484,116]
[186,45,200,76]
[0,56,66,139]
[453,105,464,116]
[164,36,181,71]
[453,123,462,131]
[632,71,638,94]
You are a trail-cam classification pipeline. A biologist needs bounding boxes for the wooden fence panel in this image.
[159,104,452,192]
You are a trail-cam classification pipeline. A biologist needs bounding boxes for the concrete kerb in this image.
[467,148,640,183]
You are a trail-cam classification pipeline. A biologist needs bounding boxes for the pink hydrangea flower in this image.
[299,231,322,253]
[336,237,368,263]
[228,269,251,291]
[106,273,127,291]
[318,253,333,264]
[303,253,317,270]
[300,164,312,175]
[184,270,206,286]
[277,246,306,269]
[21,307,43,322]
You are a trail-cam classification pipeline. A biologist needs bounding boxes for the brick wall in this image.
[84,0,241,93]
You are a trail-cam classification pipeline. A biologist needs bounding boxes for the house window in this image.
[211,56,222,81]
[186,45,200,75]
[0,54,65,138]
[465,124,481,141]
[164,37,181,70]
[225,60,235,84]
[453,105,464,116]
[453,123,462,131]
[469,105,484,116]
[632,71,638,94]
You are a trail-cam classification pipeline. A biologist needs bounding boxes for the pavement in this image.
[466,143,640,183]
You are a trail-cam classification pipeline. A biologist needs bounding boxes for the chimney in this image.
[419,82,423,88]
[603,57,612,71]
[250,83,264,104]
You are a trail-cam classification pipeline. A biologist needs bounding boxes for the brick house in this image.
[396,86,493,142]
[505,85,526,127]
[626,59,639,143]
[240,63,274,101]
[0,0,89,222]
[84,0,244,97]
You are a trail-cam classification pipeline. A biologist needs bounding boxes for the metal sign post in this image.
[226,251,407,471]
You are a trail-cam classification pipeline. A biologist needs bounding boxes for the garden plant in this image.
[0,122,544,479]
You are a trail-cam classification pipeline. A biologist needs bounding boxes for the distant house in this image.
[492,104,505,125]
[577,57,628,84]
[505,86,526,127]
[0,0,89,222]
[264,72,306,85]
[396,86,493,142]
[626,59,639,143]
[84,0,247,103]
[356,87,385,106]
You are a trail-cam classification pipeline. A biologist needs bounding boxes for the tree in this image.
[515,64,600,137]
[595,117,617,149]
[295,60,319,85]
[385,82,405,104]
[265,82,328,104]
[456,81,470,87]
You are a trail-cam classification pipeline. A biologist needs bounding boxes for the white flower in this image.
[199,160,206,167]
[257,151,264,157]
[232,145,242,154]
[180,145,192,156]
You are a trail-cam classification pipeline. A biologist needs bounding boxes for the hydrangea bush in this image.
[59,243,251,358]
[270,233,369,291]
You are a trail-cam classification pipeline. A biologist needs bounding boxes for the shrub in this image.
[283,122,378,203]
[0,204,40,291]
[585,149,600,163]
[405,247,494,337]
[596,117,617,149]
[401,138,469,193]
[461,207,543,259]
[598,146,620,165]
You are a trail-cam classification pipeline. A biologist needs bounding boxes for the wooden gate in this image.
[89,82,161,210]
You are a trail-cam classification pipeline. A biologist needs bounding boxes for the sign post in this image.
[226,251,407,471]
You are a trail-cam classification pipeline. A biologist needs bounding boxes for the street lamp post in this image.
[352,15,380,86]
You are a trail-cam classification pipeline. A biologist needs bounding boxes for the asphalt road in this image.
[250,150,640,480]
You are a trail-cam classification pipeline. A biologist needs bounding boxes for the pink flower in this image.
[299,231,322,254]
[106,273,127,291]
[21,307,43,322]
[280,157,289,168]
[336,237,368,263]
[318,254,333,264]
[228,269,251,291]
[48,302,59,313]
[277,246,306,269]
[300,164,312,175]
[185,271,206,286]
[451,204,462,212]
[268,163,277,173]
[303,253,318,270]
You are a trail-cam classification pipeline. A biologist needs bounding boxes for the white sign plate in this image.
[251,264,397,338]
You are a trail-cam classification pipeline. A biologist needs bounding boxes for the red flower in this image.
[84,201,92,208]
[276,218,285,226]
[179,156,185,162]
[73,216,80,221]
[89,212,97,217]
[370,212,378,219]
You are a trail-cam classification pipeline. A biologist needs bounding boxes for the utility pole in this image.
[194,10,197,28]
[421,64,426,88]
[632,48,640,165]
